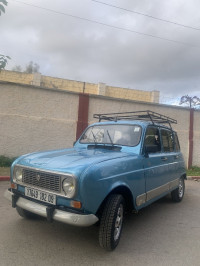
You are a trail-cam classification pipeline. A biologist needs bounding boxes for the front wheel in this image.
[171,177,185,202]
[99,194,124,251]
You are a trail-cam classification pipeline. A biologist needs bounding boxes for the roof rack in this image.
[93,110,177,129]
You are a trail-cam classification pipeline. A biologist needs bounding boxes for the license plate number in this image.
[25,187,56,205]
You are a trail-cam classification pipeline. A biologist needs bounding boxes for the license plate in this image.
[25,187,56,205]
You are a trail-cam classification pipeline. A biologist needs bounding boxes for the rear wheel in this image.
[16,206,38,219]
[99,194,124,251]
[171,177,185,202]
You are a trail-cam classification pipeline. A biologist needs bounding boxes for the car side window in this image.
[160,129,174,152]
[174,133,180,152]
[144,127,161,153]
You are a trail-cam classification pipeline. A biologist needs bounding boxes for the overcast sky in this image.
[1,0,200,104]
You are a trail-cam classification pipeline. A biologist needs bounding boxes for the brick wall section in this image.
[0,70,33,85]
[41,75,84,93]
[0,70,159,103]
[1,81,200,167]
[105,85,154,102]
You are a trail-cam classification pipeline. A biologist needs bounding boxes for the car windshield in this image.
[80,124,142,147]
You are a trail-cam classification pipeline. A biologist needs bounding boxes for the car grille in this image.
[22,168,61,193]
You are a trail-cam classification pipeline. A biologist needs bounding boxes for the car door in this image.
[160,128,177,184]
[143,126,170,202]
[170,132,185,180]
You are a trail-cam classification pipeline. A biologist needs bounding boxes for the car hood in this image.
[16,147,132,177]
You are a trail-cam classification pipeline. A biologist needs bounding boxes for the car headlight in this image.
[13,166,23,183]
[62,176,76,198]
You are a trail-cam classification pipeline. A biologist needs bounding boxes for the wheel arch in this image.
[182,173,187,180]
[96,185,135,218]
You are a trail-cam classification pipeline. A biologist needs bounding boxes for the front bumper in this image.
[4,190,98,227]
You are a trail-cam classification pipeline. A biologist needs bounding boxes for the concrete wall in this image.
[1,81,200,167]
[0,70,34,85]
[193,111,200,166]
[0,70,159,103]
[0,82,78,156]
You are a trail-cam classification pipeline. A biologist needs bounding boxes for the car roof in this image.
[90,120,176,132]
[93,111,177,131]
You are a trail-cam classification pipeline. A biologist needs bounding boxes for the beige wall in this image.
[1,81,200,167]
[0,70,159,103]
[105,86,154,102]
[0,70,33,85]
[193,110,200,166]
[0,83,78,156]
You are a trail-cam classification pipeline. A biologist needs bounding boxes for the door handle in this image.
[174,155,179,159]
[161,157,168,161]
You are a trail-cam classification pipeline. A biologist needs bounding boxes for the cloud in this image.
[1,0,200,100]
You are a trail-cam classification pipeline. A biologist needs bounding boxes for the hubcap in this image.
[178,179,184,198]
[114,204,123,241]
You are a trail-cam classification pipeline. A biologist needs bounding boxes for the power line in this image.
[91,0,200,31]
[11,0,199,48]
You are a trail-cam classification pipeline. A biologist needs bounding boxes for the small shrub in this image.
[187,166,200,176]
[0,156,17,167]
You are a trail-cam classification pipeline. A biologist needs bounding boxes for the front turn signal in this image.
[70,200,82,209]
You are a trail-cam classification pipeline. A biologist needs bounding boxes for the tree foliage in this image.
[180,95,200,109]
[0,0,7,15]
[0,0,10,71]
[24,61,40,74]
[0,54,11,71]
[11,62,40,73]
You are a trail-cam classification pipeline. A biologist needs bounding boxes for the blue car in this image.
[5,111,186,251]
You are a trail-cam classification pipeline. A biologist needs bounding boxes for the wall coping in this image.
[0,80,199,112]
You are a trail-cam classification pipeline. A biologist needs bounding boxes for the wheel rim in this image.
[178,179,184,198]
[114,204,123,241]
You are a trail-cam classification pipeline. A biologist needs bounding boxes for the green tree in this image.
[0,0,7,15]
[25,61,40,74]
[0,54,10,71]
[0,0,10,71]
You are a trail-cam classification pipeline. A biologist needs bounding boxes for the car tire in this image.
[99,194,124,251]
[16,206,38,219]
[171,177,185,202]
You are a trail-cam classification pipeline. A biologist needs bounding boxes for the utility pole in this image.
[180,95,200,169]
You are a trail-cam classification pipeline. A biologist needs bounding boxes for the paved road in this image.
[1,180,200,266]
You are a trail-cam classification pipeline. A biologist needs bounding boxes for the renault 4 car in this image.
[5,110,186,251]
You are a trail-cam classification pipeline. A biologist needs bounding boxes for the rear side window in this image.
[144,127,161,153]
[174,133,180,151]
[161,129,174,152]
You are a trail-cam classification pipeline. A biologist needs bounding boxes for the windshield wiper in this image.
[91,130,97,144]
[107,130,114,146]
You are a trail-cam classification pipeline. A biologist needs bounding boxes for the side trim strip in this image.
[136,178,179,206]
[136,193,146,206]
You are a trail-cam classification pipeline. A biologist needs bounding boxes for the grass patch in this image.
[187,166,200,176]
[0,156,16,167]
